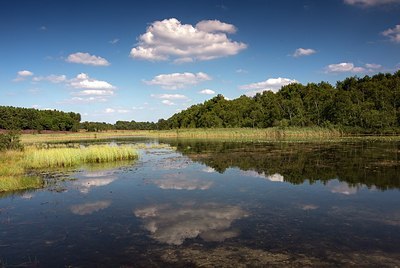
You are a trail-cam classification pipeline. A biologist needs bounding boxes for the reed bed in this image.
[0,176,43,192]
[24,145,138,169]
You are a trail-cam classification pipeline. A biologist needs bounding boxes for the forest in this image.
[1,71,400,133]
[0,106,81,131]
[159,71,400,133]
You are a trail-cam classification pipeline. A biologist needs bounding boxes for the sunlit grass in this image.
[0,176,43,192]
[24,145,138,169]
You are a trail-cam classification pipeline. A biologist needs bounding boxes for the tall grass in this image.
[0,176,43,192]
[24,145,138,168]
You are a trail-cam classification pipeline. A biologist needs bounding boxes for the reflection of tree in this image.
[134,203,248,245]
[165,140,400,190]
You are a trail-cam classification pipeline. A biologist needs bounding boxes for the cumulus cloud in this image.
[382,24,400,43]
[32,74,67,83]
[325,62,366,73]
[195,19,237,33]
[344,0,400,6]
[134,203,248,245]
[13,70,33,82]
[144,72,211,90]
[199,89,216,95]
[73,89,114,96]
[130,18,247,62]
[69,73,116,90]
[70,200,111,215]
[66,52,110,66]
[239,77,298,95]
[151,94,188,100]
[292,48,317,57]
[104,108,130,114]
[162,100,175,106]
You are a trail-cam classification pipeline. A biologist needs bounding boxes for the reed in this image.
[0,176,43,192]
[24,145,138,168]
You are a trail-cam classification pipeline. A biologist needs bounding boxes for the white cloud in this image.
[325,62,366,73]
[382,24,400,43]
[151,94,188,100]
[134,203,248,245]
[32,74,67,83]
[199,89,216,95]
[66,52,110,66]
[109,38,119,44]
[241,170,284,182]
[239,77,298,95]
[162,100,175,106]
[144,72,211,90]
[104,108,131,114]
[195,20,237,33]
[13,70,33,82]
[130,18,247,62]
[328,181,358,195]
[344,0,400,6]
[64,96,108,104]
[365,63,382,69]
[69,73,116,90]
[236,69,248,74]
[74,89,114,96]
[292,48,316,57]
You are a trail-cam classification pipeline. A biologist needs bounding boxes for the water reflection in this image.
[165,140,400,190]
[134,203,248,245]
[327,180,358,195]
[70,200,111,215]
[150,174,213,190]
[73,170,117,194]
[241,170,284,182]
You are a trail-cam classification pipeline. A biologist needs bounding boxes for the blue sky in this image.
[0,0,399,123]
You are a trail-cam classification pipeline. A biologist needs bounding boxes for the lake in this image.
[1,139,399,267]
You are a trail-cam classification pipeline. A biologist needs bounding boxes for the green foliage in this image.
[0,131,23,151]
[24,145,138,168]
[80,120,157,131]
[0,106,81,132]
[159,71,400,134]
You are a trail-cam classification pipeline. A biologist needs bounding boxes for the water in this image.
[1,139,399,267]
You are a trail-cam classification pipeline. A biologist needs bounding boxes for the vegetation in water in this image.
[24,145,138,168]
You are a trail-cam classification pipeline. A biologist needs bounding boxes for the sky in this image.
[0,0,399,123]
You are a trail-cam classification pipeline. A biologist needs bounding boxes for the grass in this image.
[0,144,138,192]
[24,145,138,168]
[0,150,44,192]
[0,176,43,192]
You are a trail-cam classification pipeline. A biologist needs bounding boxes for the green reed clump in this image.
[0,176,43,192]
[24,145,138,169]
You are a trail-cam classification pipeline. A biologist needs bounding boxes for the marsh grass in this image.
[24,145,138,169]
[0,176,43,192]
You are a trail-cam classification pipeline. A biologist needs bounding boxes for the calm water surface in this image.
[1,139,399,267]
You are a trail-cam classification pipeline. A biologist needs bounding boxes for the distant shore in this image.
[17,127,400,144]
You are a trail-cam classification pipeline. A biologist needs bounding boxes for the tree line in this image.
[159,71,400,133]
[2,71,400,133]
[0,106,81,131]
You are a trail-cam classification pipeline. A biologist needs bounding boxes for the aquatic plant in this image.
[0,176,43,192]
[24,145,138,168]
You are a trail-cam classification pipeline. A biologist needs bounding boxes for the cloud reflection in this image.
[241,170,284,182]
[73,170,117,193]
[134,203,248,245]
[151,174,213,190]
[70,200,111,215]
[328,181,358,195]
